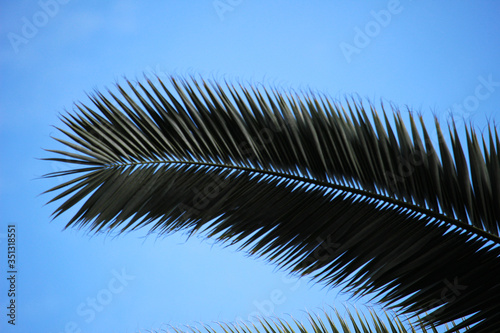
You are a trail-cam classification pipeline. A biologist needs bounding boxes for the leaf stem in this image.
[108,159,500,246]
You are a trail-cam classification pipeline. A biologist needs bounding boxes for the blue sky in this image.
[1,1,499,332]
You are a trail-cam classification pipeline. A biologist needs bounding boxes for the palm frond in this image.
[147,307,468,333]
[43,76,500,332]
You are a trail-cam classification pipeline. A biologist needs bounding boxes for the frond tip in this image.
[43,76,500,332]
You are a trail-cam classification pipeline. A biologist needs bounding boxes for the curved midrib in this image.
[106,158,500,245]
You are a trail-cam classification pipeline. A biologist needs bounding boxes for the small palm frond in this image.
[43,76,500,332]
[149,307,468,333]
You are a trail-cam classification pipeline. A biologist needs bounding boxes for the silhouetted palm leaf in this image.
[160,307,468,333]
[43,76,500,332]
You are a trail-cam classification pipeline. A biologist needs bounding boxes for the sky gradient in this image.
[1,1,500,332]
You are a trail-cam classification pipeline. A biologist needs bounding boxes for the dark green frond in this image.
[43,76,500,332]
[149,307,468,333]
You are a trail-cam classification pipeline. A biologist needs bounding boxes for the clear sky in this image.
[1,1,499,332]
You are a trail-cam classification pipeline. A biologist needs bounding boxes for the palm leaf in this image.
[154,307,467,333]
[43,76,500,332]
